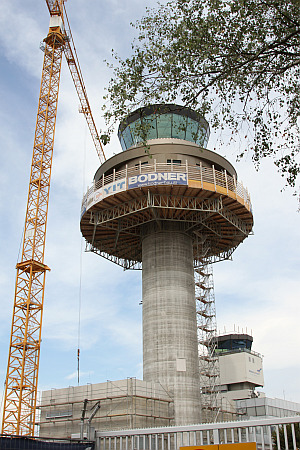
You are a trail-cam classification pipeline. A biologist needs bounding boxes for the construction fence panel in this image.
[96,416,300,450]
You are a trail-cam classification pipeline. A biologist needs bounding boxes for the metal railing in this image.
[82,161,252,212]
[95,416,300,450]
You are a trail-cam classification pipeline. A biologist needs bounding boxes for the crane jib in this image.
[45,0,63,16]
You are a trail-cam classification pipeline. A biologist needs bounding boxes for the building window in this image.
[135,161,148,167]
[46,410,72,420]
[167,159,182,165]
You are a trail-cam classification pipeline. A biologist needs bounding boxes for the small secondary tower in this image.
[80,104,253,425]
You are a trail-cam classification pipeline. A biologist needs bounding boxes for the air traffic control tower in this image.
[80,104,253,425]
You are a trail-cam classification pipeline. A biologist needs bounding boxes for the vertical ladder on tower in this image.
[195,260,221,423]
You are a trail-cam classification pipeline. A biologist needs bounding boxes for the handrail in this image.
[82,161,252,212]
[96,415,300,436]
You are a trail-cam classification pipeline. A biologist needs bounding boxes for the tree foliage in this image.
[103,0,300,187]
[272,423,300,449]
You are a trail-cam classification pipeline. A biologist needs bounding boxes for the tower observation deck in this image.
[80,104,253,425]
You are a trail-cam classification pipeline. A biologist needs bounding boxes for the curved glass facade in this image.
[118,105,210,151]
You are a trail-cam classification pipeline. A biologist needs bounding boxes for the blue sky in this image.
[0,0,300,422]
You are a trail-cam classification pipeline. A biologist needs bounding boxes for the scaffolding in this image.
[195,261,221,423]
[38,378,174,438]
[81,160,253,271]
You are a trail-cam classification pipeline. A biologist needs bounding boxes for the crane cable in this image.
[78,237,83,386]
[77,124,88,386]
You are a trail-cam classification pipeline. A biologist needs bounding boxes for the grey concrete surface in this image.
[142,223,201,425]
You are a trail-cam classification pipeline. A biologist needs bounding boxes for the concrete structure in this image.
[215,334,300,420]
[38,106,299,440]
[213,333,300,424]
[80,104,253,426]
[215,333,264,406]
[142,226,200,424]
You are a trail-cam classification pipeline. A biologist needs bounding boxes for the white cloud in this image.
[65,370,94,381]
[0,0,46,77]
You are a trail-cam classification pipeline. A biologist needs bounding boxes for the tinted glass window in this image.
[119,111,210,150]
[203,130,210,148]
[157,113,172,138]
[172,114,187,140]
[185,117,199,143]
[119,134,126,151]
[122,126,133,149]
[195,127,206,147]
[129,118,143,145]
[144,115,158,140]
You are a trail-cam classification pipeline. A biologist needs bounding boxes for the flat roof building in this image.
[236,397,300,419]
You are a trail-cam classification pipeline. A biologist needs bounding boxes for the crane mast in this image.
[2,0,105,436]
[1,17,65,436]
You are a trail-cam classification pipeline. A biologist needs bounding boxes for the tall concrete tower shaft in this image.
[80,104,254,425]
[143,225,201,424]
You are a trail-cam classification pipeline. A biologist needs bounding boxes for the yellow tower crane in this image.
[1,0,105,436]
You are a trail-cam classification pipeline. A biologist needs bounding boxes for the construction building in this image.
[38,104,255,437]
[80,103,253,427]
[39,330,300,438]
[39,379,173,439]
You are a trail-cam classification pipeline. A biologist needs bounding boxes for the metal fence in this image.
[96,416,300,450]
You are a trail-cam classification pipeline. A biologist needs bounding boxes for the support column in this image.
[142,223,201,425]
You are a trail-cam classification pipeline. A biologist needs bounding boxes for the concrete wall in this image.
[219,352,264,387]
[142,224,201,425]
[94,139,237,181]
